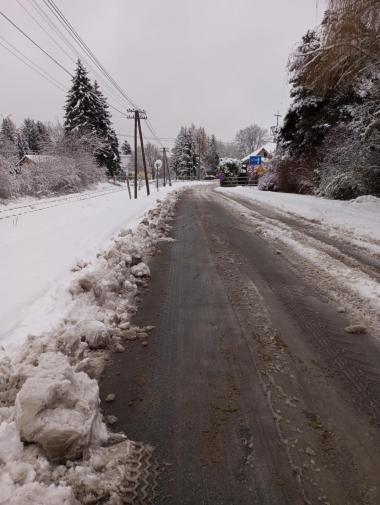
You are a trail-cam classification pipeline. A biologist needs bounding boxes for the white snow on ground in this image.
[217,186,380,245]
[0,181,199,348]
[218,191,380,336]
[0,185,193,504]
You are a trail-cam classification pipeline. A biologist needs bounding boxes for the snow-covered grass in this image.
[0,181,200,348]
[217,186,380,245]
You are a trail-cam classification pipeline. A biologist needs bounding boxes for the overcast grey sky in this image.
[0,0,326,145]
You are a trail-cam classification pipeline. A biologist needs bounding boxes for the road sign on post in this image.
[154,159,162,191]
[249,155,262,166]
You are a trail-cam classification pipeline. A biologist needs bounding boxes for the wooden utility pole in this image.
[127,108,150,198]
[162,147,172,187]
[271,112,282,155]
[133,111,138,198]
[137,112,150,196]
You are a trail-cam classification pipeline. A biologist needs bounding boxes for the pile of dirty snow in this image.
[0,190,181,504]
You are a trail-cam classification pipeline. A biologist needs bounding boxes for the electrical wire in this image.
[0,37,66,92]
[16,0,75,64]
[0,10,72,76]
[42,0,167,147]
[42,0,139,109]
[2,2,167,148]
[27,0,129,111]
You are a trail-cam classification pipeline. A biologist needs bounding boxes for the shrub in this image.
[259,157,317,194]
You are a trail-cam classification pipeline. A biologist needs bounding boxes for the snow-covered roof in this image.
[241,143,276,162]
[19,155,63,165]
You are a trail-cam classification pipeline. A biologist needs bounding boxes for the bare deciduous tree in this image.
[290,0,380,95]
[234,124,268,158]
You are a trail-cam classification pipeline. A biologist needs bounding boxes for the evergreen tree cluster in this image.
[170,125,220,177]
[0,116,51,160]
[64,59,121,177]
[271,0,380,199]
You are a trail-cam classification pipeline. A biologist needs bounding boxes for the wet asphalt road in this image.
[101,185,380,505]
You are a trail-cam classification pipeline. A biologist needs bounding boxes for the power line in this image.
[42,0,168,148]
[0,9,72,76]
[42,0,139,109]
[0,8,129,117]
[2,2,167,148]
[118,133,175,141]
[27,0,129,111]
[16,0,75,64]
[0,37,66,92]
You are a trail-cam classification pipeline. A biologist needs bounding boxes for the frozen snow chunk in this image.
[131,262,150,278]
[78,276,94,292]
[75,320,109,349]
[350,195,380,204]
[0,421,23,463]
[14,352,107,462]
[3,481,79,505]
[74,355,106,381]
[131,252,143,266]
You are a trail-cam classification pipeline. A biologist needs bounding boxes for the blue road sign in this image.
[249,155,262,166]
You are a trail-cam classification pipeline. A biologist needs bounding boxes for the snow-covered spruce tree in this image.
[64,61,120,177]
[0,116,18,159]
[16,132,28,159]
[36,121,51,151]
[170,127,197,177]
[20,119,45,154]
[64,60,100,134]
[93,81,121,178]
[121,139,131,155]
[204,134,219,175]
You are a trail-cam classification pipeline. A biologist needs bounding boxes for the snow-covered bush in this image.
[218,158,241,177]
[319,170,368,200]
[258,156,317,194]
[318,123,380,200]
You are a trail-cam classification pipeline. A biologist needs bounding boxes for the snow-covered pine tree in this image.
[171,127,196,177]
[36,121,51,151]
[16,132,28,159]
[64,60,99,135]
[64,61,120,177]
[0,116,18,158]
[204,134,219,175]
[21,119,43,153]
[92,81,121,178]
[121,139,131,155]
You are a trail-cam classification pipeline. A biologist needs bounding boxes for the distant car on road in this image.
[204,175,216,180]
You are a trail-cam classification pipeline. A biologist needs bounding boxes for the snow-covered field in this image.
[0,182,199,504]
[0,181,197,348]
[217,186,380,246]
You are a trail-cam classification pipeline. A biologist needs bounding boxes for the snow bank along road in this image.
[101,184,380,505]
[0,182,195,347]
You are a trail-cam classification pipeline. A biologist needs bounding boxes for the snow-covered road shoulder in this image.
[217,187,380,339]
[0,185,190,504]
[0,181,200,347]
[216,186,380,249]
